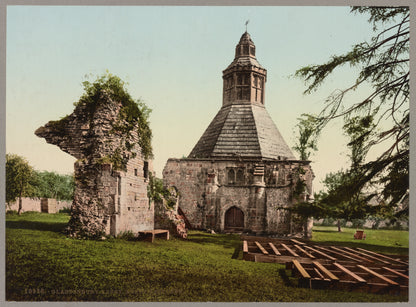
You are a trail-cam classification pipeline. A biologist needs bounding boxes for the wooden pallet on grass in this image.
[240,235,408,295]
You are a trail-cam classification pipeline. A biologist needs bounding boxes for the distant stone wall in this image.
[7,197,72,213]
[163,158,314,237]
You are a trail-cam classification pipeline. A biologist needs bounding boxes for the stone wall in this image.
[154,188,187,239]
[35,89,153,238]
[7,198,72,213]
[163,158,313,236]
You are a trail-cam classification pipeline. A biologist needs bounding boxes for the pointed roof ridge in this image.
[188,104,295,160]
[239,31,253,44]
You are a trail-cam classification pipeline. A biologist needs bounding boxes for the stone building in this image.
[163,32,314,237]
[36,88,153,238]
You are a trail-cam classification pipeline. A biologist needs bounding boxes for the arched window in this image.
[236,169,244,184]
[243,45,249,55]
[278,169,285,185]
[228,169,235,184]
[237,75,243,85]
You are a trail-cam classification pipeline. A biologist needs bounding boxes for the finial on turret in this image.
[245,20,249,32]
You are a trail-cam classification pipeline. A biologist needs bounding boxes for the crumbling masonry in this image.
[35,89,153,238]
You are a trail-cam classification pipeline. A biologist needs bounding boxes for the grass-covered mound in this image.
[6,212,408,302]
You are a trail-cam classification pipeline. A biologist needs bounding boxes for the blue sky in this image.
[6,5,378,192]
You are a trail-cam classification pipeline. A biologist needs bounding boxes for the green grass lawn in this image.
[311,225,409,255]
[6,212,408,302]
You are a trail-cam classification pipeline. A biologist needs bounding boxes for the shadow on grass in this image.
[278,268,293,287]
[187,233,241,250]
[314,240,408,256]
[6,220,68,233]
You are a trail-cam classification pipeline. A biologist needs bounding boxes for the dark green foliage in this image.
[6,154,74,206]
[32,171,74,201]
[314,171,376,222]
[97,148,125,172]
[295,7,409,215]
[6,213,407,302]
[343,115,375,169]
[6,154,36,214]
[147,173,176,208]
[147,173,165,203]
[76,72,153,160]
[292,114,320,160]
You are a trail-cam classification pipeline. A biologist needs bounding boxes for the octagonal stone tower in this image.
[164,32,314,237]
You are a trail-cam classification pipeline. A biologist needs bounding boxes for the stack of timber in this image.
[241,235,408,295]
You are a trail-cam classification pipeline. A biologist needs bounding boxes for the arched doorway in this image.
[224,206,244,231]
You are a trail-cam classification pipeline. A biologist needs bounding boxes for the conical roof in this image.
[188,32,296,160]
[188,104,295,160]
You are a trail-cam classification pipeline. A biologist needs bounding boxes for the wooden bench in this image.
[354,230,366,240]
[138,229,170,243]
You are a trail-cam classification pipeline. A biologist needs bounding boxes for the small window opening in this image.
[228,168,235,184]
[143,161,149,179]
[236,169,244,184]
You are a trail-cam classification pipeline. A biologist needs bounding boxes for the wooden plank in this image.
[313,268,325,279]
[356,248,408,265]
[382,267,409,279]
[304,246,337,261]
[290,239,306,245]
[357,265,399,285]
[316,246,362,262]
[252,254,317,264]
[294,245,315,259]
[292,260,311,279]
[313,261,339,281]
[342,247,390,264]
[333,262,366,283]
[254,241,269,255]
[330,246,373,263]
[281,243,299,257]
[268,242,281,255]
[243,240,248,253]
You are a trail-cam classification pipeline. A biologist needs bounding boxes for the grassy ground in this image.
[311,225,409,255]
[6,212,408,302]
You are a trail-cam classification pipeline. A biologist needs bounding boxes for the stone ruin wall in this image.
[163,158,313,236]
[114,155,153,234]
[154,189,187,239]
[35,90,153,238]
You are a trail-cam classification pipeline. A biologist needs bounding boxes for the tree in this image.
[313,115,377,231]
[292,114,320,160]
[295,7,409,212]
[6,154,35,214]
[32,171,74,201]
[316,170,376,232]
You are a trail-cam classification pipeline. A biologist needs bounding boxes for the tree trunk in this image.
[303,220,309,238]
[337,219,342,232]
[18,196,22,215]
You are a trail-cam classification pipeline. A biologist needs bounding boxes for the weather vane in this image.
[245,20,249,32]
